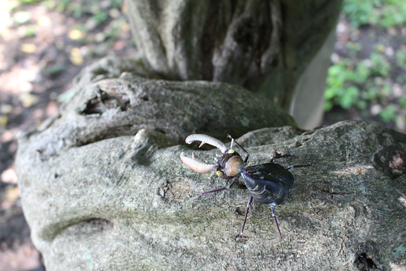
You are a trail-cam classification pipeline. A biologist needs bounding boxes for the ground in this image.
[0,1,136,270]
[0,1,404,270]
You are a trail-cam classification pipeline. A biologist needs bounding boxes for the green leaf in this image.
[324,100,333,112]
[340,86,359,109]
[399,97,406,110]
[13,11,31,24]
[379,105,397,122]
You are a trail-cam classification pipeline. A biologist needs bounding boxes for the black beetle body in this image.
[180,134,311,240]
[242,163,294,206]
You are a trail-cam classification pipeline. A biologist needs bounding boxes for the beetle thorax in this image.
[216,150,244,179]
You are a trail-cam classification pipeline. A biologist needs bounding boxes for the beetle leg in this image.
[227,135,250,163]
[285,164,313,170]
[197,174,240,197]
[270,154,293,163]
[236,195,254,241]
[270,204,283,239]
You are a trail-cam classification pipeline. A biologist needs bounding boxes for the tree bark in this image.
[26,56,295,160]
[125,0,342,110]
[17,114,406,269]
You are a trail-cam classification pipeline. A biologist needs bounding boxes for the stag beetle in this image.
[180,134,311,240]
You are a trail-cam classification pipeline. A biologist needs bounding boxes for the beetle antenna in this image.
[227,135,249,163]
[270,204,283,239]
[207,170,216,179]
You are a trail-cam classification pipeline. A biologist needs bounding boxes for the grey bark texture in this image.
[17,114,406,269]
[26,56,295,160]
[125,0,342,109]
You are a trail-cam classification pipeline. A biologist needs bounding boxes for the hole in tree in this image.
[354,253,378,271]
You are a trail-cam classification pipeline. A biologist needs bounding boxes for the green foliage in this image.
[25,24,37,37]
[324,52,395,112]
[343,0,380,27]
[395,50,406,67]
[8,0,42,10]
[370,50,390,77]
[324,37,402,117]
[343,0,406,27]
[325,0,406,130]
[55,0,124,17]
[48,63,66,76]
[12,11,31,24]
[400,97,406,110]
[56,0,70,12]
[324,58,371,111]
[18,0,42,3]
[111,0,124,7]
[379,105,397,122]
[379,1,406,27]
[92,11,109,26]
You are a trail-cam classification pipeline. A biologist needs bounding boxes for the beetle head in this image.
[215,149,244,179]
[180,134,244,178]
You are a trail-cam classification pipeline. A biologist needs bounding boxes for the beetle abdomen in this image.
[242,163,294,205]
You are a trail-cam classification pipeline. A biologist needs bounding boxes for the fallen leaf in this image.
[1,168,18,184]
[6,186,20,200]
[21,43,36,53]
[69,29,83,40]
[0,104,12,114]
[95,32,105,42]
[13,11,31,25]
[37,15,51,26]
[19,92,39,107]
[69,47,83,66]
[0,115,7,126]
[109,8,121,19]
[46,101,59,117]
[0,27,11,39]
[0,130,13,142]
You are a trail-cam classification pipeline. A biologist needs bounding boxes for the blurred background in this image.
[0,0,405,270]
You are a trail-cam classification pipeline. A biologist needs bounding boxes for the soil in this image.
[0,2,403,271]
[0,1,136,270]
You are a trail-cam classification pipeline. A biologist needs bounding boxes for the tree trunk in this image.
[125,0,342,110]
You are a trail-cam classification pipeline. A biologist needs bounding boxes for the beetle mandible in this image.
[180,134,312,240]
